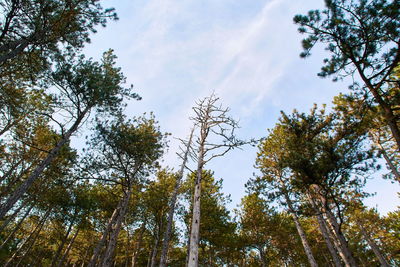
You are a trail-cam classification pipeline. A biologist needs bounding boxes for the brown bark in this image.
[88,201,122,267]
[131,220,147,267]
[4,208,51,267]
[51,216,76,267]
[310,185,357,267]
[57,228,80,267]
[0,204,33,250]
[159,128,194,267]
[358,222,390,267]
[279,179,318,267]
[308,194,342,267]
[149,226,161,267]
[101,189,132,267]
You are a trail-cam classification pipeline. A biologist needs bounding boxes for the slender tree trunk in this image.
[149,226,161,267]
[0,201,29,233]
[4,208,51,267]
[57,228,80,267]
[0,204,33,250]
[358,222,390,267]
[0,106,90,219]
[381,149,400,180]
[51,215,76,267]
[279,179,318,267]
[358,71,400,151]
[308,194,342,267]
[101,189,132,267]
[310,185,357,267]
[131,220,147,267]
[159,128,194,267]
[88,199,122,267]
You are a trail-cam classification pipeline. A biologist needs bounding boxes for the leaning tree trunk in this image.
[51,215,76,267]
[131,220,147,267]
[308,193,342,267]
[101,189,132,267]
[0,106,90,219]
[279,178,318,267]
[311,185,358,267]
[159,128,194,267]
[88,197,123,267]
[149,225,161,267]
[4,208,51,267]
[0,204,33,250]
[57,228,80,267]
[357,221,390,267]
[360,73,400,152]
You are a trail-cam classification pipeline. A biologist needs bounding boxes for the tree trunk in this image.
[149,226,161,267]
[357,69,400,151]
[159,128,194,267]
[0,201,30,233]
[101,189,132,267]
[258,246,267,267]
[51,217,76,267]
[131,220,147,267]
[187,161,203,267]
[0,106,90,219]
[308,194,342,267]
[0,204,33,250]
[310,185,357,267]
[358,222,390,267]
[4,208,51,267]
[57,228,80,267]
[380,147,400,181]
[279,179,318,267]
[88,199,123,267]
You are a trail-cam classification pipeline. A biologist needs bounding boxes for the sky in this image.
[79,0,399,214]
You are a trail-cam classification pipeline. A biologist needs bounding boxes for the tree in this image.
[85,114,166,266]
[159,127,194,267]
[294,0,400,149]
[187,94,245,267]
[0,50,138,219]
[0,0,117,65]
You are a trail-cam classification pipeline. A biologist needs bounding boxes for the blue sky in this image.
[80,0,399,214]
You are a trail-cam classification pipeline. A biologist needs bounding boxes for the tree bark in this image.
[159,128,194,267]
[131,220,147,267]
[0,204,33,250]
[51,216,76,267]
[279,179,318,267]
[4,208,51,267]
[310,185,358,267]
[308,194,342,267]
[0,200,28,233]
[0,106,90,219]
[57,228,80,267]
[101,189,132,267]
[358,222,390,267]
[88,199,123,267]
[187,156,203,267]
[149,226,161,267]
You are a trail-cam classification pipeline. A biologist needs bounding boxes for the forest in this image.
[0,0,399,266]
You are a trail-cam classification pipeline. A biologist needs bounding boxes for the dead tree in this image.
[159,128,195,267]
[187,93,245,267]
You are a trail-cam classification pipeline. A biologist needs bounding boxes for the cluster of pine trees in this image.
[0,0,399,266]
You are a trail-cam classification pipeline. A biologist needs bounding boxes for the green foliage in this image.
[294,0,400,83]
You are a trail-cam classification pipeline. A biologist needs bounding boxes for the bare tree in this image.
[159,127,195,267]
[187,94,245,267]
